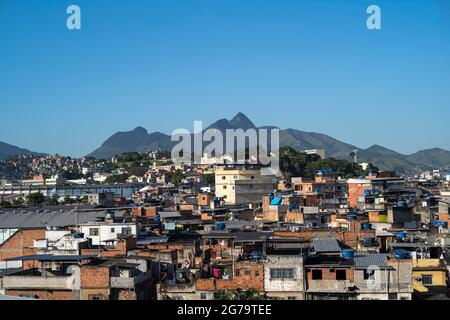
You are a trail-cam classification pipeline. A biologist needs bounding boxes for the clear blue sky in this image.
[1,0,449,157]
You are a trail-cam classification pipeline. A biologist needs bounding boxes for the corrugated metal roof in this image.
[312,238,340,253]
[0,295,38,301]
[0,209,127,229]
[202,231,272,242]
[6,255,95,262]
[158,211,182,219]
[353,253,390,269]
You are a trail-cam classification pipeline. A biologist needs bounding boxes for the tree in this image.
[26,192,45,205]
[0,200,11,208]
[104,174,129,184]
[12,197,24,207]
[165,170,185,185]
[63,170,83,180]
[215,289,261,300]
[121,152,144,162]
[47,194,60,205]
[202,173,215,186]
[64,195,74,204]
[279,147,379,180]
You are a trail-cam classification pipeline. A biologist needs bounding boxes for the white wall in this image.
[80,223,137,246]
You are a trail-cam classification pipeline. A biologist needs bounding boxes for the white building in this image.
[79,221,137,246]
[33,229,86,255]
[93,173,111,183]
[303,149,325,159]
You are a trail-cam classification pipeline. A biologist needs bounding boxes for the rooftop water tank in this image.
[362,223,372,230]
[363,237,376,246]
[215,222,226,231]
[394,249,411,260]
[342,249,355,260]
[105,210,115,220]
[396,232,407,239]
[433,220,448,228]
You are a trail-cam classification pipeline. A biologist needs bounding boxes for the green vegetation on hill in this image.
[104,173,129,184]
[280,147,378,179]
[165,170,185,185]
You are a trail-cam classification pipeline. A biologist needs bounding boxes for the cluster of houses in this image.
[0,163,450,300]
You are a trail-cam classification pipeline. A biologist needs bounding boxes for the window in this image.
[251,176,255,179]
[312,270,323,280]
[422,275,433,285]
[200,293,207,300]
[222,176,226,180]
[111,228,115,233]
[364,269,375,281]
[89,294,103,300]
[270,268,294,279]
[336,270,347,281]
[121,227,132,236]
[287,297,297,301]
[255,271,260,276]
[223,185,227,189]
[388,293,398,300]
[89,228,99,236]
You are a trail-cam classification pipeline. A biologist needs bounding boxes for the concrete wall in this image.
[264,255,304,298]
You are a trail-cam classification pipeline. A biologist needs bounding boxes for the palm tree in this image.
[215,289,261,300]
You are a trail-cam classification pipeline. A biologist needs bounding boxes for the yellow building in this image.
[412,259,448,298]
[214,167,276,205]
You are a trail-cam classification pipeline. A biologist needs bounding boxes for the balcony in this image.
[355,282,412,293]
[3,269,76,290]
[307,280,355,293]
[110,272,152,289]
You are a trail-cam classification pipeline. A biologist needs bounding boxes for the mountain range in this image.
[0,141,42,160]
[86,112,450,175]
[2,112,450,175]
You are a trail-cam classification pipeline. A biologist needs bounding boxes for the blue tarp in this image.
[270,197,283,205]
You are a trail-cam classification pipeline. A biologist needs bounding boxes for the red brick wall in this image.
[348,183,370,208]
[0,229,45,269]
[196,262,264,292]
[80,266,110,289]
[285,211,303,224]
[5,289,73,300]
[198,193,215,207]
[132,207,158,218]
[306,268,354,282]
